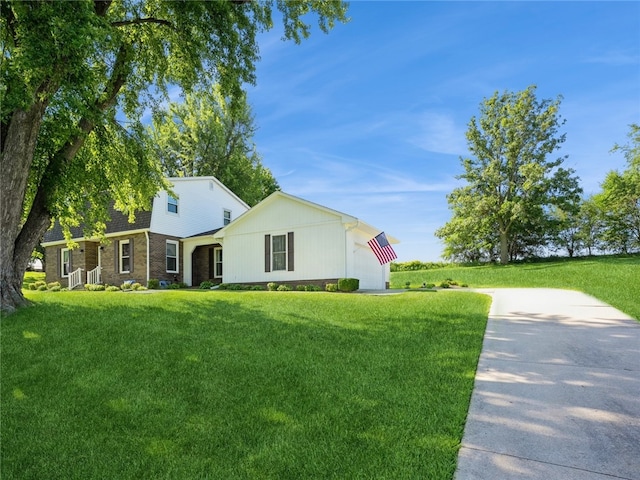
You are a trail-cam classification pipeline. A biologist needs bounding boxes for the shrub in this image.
[227,284,245,290]
[296,285,306,291]
[28,283,38,290]
[405,281,411,288]
[130,282,142,290]
[325,283,338,292]
[47,282,61,289]
[105,286,120,292]
[305,285,322,292]
[277,284,292,291]
[33,281,46,288]
[121,283,132,291]
[200,281,214,289]
[425,283,436,289]
[461,283,469,288]
[267,282,278,291]
[251,285,264,291]
[37,285,47,291]
[177,282,187,289]
[338,278,359,292]
[49,285,61,292]
[167,283,181,289]
[85,284,106,291]
[147,279,160,289]
[438,281,450,289]
[390,260,449,272]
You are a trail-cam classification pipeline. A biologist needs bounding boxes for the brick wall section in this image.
[45,232,185,287]
[192,244,222,286]
[44,246,59,284]
[148,232,183,285]
[44,243,97,285]
[100,232,148,286]
[236,278,340,289]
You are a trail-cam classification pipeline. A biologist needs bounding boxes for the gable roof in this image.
[42,204,153,244]
[166,175,250,210]
[214,191,399,243]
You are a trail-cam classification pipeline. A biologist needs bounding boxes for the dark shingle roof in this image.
[185,227,223,238]
[43,203,153,243]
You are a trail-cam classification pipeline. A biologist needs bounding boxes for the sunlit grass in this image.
[2,290,490,479]
[391,254,640,320]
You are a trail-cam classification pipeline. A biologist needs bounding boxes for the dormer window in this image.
[168,195,178,214]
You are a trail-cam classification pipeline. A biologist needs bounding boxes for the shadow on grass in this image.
[2,292,489,480]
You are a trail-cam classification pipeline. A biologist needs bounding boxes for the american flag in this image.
[367,232,397,265]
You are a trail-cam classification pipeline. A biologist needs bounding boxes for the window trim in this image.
[119,240,131,274]
[214,247,223,278]
[223,209,232,226]
[265,232,294,273]
[61,248,70,278]
[167,195,178,215]
[272,234,287,271]
[166,240,179,273]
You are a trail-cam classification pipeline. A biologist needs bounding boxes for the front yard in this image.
[2,288,489,479]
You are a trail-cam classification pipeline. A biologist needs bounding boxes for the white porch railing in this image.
[68,268,83,290]
[87,266,102,285]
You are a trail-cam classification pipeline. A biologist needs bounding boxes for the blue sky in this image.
[246,1,640,262]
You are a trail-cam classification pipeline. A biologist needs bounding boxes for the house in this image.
[42,177,249,288]
[210,191,398,290]
[43,179,398,291]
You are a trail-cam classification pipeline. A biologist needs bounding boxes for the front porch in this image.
[182,229,224,287]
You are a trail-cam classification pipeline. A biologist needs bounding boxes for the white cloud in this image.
[409,111,467,155]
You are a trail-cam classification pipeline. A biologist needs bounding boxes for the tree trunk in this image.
[1,103,50,315]
[499,231,509,264]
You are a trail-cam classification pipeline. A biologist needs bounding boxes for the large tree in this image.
[436,86,582,264]
[150,86,279,206]
[0,0,348,314]
[595,124,640,253]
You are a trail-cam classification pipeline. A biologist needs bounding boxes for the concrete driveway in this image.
[455,288,640,480]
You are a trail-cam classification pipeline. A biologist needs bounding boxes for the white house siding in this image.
[220,195,348,284]
[347,229,390,290]
[149,177,249,238]
[216,192,393,290]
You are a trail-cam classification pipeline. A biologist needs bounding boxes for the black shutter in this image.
[264,234,271,272]
[114,240,119,273]
[129,238,134,273]
[287,232,294,271]
[68,250,73,274]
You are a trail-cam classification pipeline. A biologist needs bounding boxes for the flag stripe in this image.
[367,232,397,265]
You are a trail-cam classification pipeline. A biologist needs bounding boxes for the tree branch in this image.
[112,17,175,29]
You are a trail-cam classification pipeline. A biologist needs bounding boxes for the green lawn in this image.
[391,254,640,320]
[2,289,490,479]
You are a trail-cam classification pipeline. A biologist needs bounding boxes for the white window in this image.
[119,240,130,273]
[61,248,70,278]
[166,240,179,273]
[223,209,231,226]
[214,247,223,278]
[272,235,286,271]
[167,195,178,214]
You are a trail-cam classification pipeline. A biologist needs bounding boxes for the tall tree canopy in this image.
[595,124,640,253]
[150,86,279,206]
[0,0,349,314]
[436,86,582,264]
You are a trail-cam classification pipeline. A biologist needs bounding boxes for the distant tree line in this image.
[435,86,639,263]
